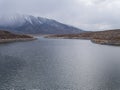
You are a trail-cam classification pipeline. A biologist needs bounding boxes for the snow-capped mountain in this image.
[0,15,84,34]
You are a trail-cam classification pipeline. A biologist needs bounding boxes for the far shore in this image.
[44,29,120,46]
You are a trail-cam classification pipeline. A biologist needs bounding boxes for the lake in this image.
[0,37,120,90]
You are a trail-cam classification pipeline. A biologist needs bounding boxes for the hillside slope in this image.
[0,30,33,39]
[0,15,83,34]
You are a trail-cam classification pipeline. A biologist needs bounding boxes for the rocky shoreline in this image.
[0,30,36,43]
[45,29,120,45]
[0,38,36,43]
[91,39,120,45]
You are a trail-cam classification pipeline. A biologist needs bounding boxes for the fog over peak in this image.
[0,0,120,31]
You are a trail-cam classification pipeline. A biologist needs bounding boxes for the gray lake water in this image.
[0,37,120,90]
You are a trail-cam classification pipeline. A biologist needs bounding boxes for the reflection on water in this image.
[0,38,120,90]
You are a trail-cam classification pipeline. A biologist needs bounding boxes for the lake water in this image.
[0,37,120,90]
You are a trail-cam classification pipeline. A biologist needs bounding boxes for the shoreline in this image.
[0,30,37,44]
[91,39,120,45]
[45,36,120,45]
[0,38,37,43]
[44,30,120,46]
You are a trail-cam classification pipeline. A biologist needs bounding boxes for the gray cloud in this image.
[0,0,120,31]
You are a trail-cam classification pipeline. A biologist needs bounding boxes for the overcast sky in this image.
[0,0,120,31]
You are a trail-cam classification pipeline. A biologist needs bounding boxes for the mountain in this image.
[0,15,84,34]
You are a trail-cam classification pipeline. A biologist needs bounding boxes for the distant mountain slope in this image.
[0,15,84,34]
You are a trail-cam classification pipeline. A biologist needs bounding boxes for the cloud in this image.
[0,0,120,31]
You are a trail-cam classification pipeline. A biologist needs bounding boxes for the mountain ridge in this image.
[0,15,84,34]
